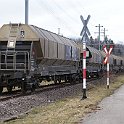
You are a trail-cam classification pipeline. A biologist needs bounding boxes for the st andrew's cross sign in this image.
[80,15,91,42]
[103,45,113,64]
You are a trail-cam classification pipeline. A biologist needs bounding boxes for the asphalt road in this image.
[81,85,124,124]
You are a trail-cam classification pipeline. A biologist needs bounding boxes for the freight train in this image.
[0,23,123,93]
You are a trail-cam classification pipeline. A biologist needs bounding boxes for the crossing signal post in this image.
[80,15,91,99]
[103,45,113,89]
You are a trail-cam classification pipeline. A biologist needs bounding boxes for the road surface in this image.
[81,84,124,124]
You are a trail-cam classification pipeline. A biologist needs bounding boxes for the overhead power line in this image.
[32,0,83,36]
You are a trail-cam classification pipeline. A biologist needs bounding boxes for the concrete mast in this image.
[25,0,29,24]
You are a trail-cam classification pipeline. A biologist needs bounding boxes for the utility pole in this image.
[95,24,103,51]
[25,0,29,24]
[58,28,60,35]
[102,28,108,42]
[103,28,106,41]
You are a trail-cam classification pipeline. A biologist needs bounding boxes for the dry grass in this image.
[2,75,124,124]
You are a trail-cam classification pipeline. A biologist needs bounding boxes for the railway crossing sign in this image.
[80,15,91,42]
[103,45,113,64]
[103,45,113,89]
[80,15,91,99]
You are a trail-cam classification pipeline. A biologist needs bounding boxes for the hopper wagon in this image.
[0,23,80,93]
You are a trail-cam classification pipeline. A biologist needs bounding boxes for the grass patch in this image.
[2,75,124,124]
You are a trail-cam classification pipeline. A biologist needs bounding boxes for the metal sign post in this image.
[80,15,91,99]
[107,62,110,89]
[103,45,113,89]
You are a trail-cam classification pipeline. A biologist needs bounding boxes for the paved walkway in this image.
[81,85,124,124]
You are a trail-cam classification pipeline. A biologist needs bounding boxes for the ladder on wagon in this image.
[0,23,30,73]
[7,23,20,50]
[5,23,20,70]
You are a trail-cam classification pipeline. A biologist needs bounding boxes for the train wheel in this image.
[54,79,57,84]
[21,82,27,94]
[65,75,68,83]
[54,75,58,84]
[0,86,3,94]
[58,77,61,83]
[31,84,35,92]
[70,75,76,84]
[7,86,12,93]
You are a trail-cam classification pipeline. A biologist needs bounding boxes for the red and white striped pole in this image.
[80,15,91,99]
[103,45,113,89]
[107,61,109,89]
[82,41,87,99]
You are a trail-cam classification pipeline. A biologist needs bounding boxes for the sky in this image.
[0,0,124,43]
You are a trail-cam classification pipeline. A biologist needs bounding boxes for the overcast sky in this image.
[0,0,124,43]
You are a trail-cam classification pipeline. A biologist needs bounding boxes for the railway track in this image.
[0,72,118,103]
[0,77,98,102]
[0,81,75,102]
